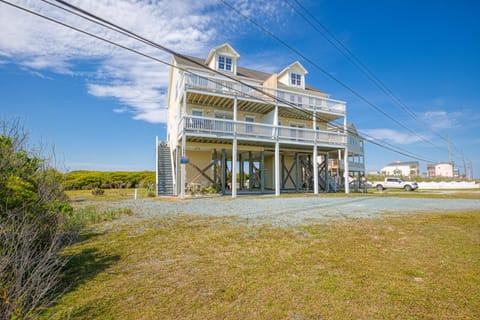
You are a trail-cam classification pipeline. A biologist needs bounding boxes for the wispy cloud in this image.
[420,110,461,130]
[360,128,425,145]
[0,0,288,123]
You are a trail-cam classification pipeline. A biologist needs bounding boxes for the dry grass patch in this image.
[43,212,480,319]
[66,188,152,202]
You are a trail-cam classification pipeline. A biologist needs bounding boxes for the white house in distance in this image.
[381,160,419,177]
[157,43,364,198]
[427,162,454,178]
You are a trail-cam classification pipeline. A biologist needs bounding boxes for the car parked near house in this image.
[374,177,419,191]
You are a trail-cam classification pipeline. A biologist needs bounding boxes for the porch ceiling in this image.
[187,91,274,114]
[186,136,343,154]
[186,91,342,122]
[278,107,341,122]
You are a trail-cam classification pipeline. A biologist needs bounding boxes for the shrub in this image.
[91,188,105,196]
[0,119,76,319]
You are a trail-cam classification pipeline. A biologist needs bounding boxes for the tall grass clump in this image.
[64,207,133,230]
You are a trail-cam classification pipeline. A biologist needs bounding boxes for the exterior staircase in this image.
[157,141,174,196]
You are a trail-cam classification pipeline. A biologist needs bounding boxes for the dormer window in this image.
[218,55,232,72]
[290,72,302,86]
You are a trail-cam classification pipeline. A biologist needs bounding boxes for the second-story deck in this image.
[181,73,346,122]
[178,116,347,149]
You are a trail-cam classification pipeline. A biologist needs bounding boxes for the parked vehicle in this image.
[374,177,419,191]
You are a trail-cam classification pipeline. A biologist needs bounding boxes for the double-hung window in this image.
[245,116,255,134]
[218,55,233,72]
[290,73,302,86]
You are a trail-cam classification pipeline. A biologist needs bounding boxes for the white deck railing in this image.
[179,116,347,147]
[184,74,346,116]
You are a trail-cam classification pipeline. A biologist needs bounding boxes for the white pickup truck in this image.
[374,177,419,191]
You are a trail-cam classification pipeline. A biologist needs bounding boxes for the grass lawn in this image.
[66,188,153,201]
[42,211,480,319]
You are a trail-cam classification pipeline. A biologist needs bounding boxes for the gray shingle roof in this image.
[173,54,324,94]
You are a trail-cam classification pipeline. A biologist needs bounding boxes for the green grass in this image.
[63,206,134,231]
[43,211,480,319]
[66,187,154,201]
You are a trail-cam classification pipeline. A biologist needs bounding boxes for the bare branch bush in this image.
[0,118,77,319]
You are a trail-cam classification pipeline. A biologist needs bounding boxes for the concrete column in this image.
[324,152,329,192]
[260,151,265,193]
[313,108,318,194]
[274,104,280,196]
[239,153,244,190]
[180,85,187,199]
[343,113,349,194]
[213,149,218,187]
[249,151,253,190]
[275,142,280,196]
[180,133,186,199]
[313,145,318,194]
[232,95,237,198]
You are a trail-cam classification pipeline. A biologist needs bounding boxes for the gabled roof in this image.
[205,43,240,65]
[174,54,271,81]
[278,61,308,77]
[172,54,324,93]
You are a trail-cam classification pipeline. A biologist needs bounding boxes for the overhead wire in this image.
[288,0,469,165]
[219,0,443,150]
[48,0,440,163]
[0,0,439,162]
[289,0,471,168]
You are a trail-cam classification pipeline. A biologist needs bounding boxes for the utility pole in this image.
[468,160,473,180]
[446,134,454,175]
[461,150,467,179]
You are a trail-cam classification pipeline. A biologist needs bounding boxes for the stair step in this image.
[157,141,174,196]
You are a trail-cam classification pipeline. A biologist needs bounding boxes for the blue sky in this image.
[1,0,479,176]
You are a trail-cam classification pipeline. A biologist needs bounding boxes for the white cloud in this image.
[360,128,425,145]
[421,111,461,130]
[0,0,288,123]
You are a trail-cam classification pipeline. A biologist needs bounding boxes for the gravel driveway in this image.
[102,195,480,227]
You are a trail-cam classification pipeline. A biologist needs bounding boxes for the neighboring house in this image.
[158,43,356,198]
[381,161,419,177]
[427,162,454,178]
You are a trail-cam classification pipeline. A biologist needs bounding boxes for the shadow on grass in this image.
[42,245,120,319]
[60,247,120,294]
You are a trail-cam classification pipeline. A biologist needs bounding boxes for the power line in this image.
[288,0,470,160]
[288,0,420,122]
[0,0,438,163]
[48,0,438,163]
[219,0,441,149]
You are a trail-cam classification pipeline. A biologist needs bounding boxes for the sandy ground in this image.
[95,195,480,227]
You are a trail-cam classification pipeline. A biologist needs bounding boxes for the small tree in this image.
[0,119,75,319]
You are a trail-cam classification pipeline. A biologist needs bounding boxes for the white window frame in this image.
[191,109,204,129]
[290,72,302,87]
[215,112,233,133]
[245,116,255,133]
[218,55,233,72]
[191,109,203,117]
[289,122,305,139]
